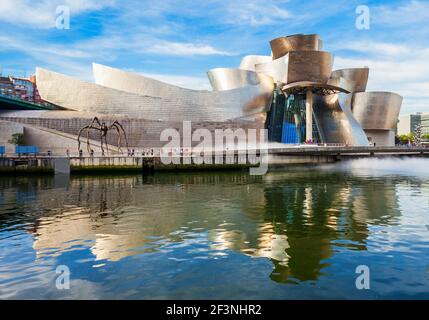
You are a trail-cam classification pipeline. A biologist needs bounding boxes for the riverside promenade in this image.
[1,146,429,174]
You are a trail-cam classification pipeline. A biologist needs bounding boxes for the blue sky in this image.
[0,0,428,115]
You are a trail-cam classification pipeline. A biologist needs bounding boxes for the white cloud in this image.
[333,42,409,57]
[331,34,429,115]
[0,35,94,80]
[373,0,429,26]
[0,35,91,59]
[334,51,429,115]
[146,42,235,56]
[0,32,214,88]
[112,0,295,28]
[225,2,291,26]
[0,0,114,28]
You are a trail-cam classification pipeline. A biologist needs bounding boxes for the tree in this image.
[397,133,414,144]
[414,124,423,145]
[8,133,25,146]
[422,134,429,140]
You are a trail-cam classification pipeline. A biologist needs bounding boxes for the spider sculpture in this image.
[77,117,130,155]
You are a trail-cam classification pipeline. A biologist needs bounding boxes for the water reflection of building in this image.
[30,174,266,261]
[209,223,290,265]
[263,178,338,281]
[350,181,401,225]
[260,173,402,282]
[0,172,403,283]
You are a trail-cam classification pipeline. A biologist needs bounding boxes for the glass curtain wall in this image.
[267,91,321,144]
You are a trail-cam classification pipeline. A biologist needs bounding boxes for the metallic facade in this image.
[327,77,357,94]
[282,81,349,95]
[93,63,188,98]
[270,34,322,59]
[255,51,333,84]
[352,92,403,130]
[0,110,267,148]
[313,93,370,146]
[0,33,404,150]
[238,55,272,72]
[207,68,270,91]
[351,91,403,147]
[255,54,288,83]
[38,67,273,123]
[286,51,333,84]
[330,68,369,93]
[256,34,401,146]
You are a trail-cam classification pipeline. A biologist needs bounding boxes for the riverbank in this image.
[1,146,429,175]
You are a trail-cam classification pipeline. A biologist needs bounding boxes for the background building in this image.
[397,113,429,136]
[0,75,40,103]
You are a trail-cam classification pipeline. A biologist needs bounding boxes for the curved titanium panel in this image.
[38,67,274,123]
[330,68,369,93]
[270,34,321,59]
[256,51,333,84]
[327,77,356,94]
[239,55,272,72]
[352,92,403,130]
[207,68,260,91]
[255,54,288,83]
[287,51,333,84]
[93,63,197,98]
[313,93,370,146]
[363,129,396,147]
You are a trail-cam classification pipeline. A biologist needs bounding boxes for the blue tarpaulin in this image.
[0,146,5,155]
[281,122,306,144]
[15,146,39,154]
[282,123,299,144]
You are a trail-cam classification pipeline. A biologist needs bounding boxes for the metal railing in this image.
[1,144,429,159]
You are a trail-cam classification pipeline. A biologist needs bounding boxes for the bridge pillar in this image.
[54,157,70,174]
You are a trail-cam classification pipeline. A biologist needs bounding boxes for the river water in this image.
[1,158,429,299]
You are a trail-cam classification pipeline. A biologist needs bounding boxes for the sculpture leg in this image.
[111,124,122,153]
[110,121,130,154]
[105,135,109,155]
[77,130,83,153]
[78,118,105,155]
[116,127,122,153]
[100,130,104,155]
[86,129,91,154]
[78,126,90,154]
